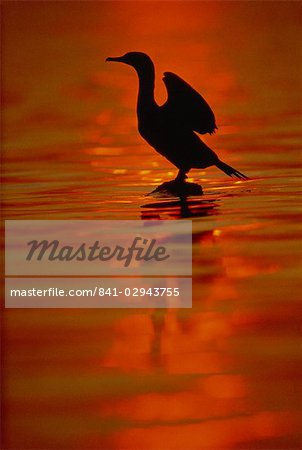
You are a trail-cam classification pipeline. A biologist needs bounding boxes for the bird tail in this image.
[216,160,249,180]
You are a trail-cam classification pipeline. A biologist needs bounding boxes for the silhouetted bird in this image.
[106,52,248,182]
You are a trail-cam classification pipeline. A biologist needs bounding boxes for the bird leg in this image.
[174,169,188,183]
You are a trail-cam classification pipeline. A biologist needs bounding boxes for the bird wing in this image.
[162,72,217,135]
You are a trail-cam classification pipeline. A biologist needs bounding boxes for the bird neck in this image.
[136,65,156,110]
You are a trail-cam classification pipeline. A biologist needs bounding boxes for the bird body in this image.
[106,52,248,182]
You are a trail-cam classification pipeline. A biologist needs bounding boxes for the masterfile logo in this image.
[5,220,192,308]
[5,220,191,275]
[25,236,170,267]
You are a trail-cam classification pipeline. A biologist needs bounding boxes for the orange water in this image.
[2,2,302,449]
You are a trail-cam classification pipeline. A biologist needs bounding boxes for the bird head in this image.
[106,52,154,73]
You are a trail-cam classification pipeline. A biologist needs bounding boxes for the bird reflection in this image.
[106,52,248,184]
[141,182,218,219]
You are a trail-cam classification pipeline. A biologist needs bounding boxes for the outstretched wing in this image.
[162,72,217,135]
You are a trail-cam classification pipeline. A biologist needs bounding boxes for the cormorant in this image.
[106,52,248,182]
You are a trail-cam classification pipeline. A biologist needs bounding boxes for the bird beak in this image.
[106,56,125,63]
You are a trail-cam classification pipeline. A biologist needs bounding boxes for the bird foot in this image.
[147,180,203,197]
[174,174,188,183]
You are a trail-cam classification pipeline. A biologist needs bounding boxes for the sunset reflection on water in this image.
[2,1,302,449]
